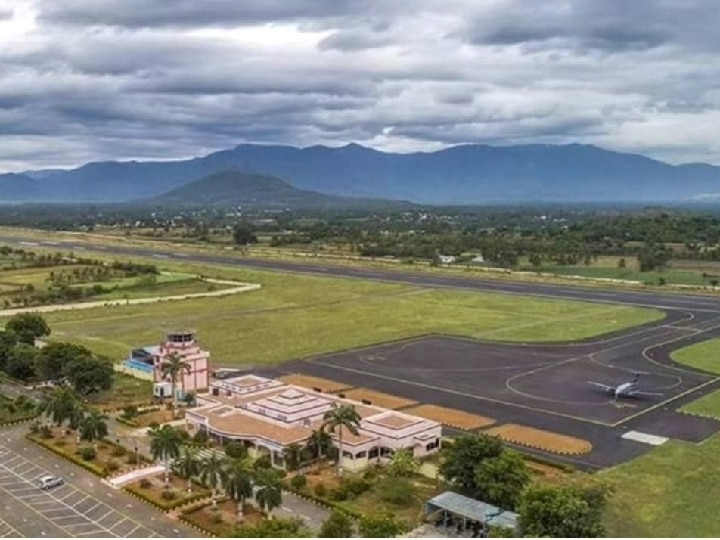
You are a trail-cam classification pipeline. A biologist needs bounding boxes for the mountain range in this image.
[2,142,720,205]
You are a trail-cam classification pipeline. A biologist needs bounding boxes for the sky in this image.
[1,0,719,172]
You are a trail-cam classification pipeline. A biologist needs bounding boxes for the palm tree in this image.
[14,396,36,417]
[254,468,283,519]
[37,386,80,427]
[79,410,108,445]
[174,447,201,493]
[160,352,192,419]
[222,457,254,523]
[322,404,361,475]
[199,452,226,509]
[305,428,333,472]
[283,443,305,473]
[2,400,17,420]
[148,425,182,487]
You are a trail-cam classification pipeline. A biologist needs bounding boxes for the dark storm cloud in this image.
[0,0,719,171]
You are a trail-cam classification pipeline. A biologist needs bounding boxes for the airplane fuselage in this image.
[615,381,638,397]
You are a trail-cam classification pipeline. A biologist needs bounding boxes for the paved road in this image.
[0,425,201,538]
[3,234,720,313]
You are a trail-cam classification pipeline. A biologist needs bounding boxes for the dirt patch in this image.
[402,404,495,430]
[279,373,354,394]
[183,499,264,536]
[135,409,179,428]
[485,423,592,455]
[340,388,417,410]
[129,473,209,504]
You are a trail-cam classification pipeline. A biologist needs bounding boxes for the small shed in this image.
[425,491,518,531]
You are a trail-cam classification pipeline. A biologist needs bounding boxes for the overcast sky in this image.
[1,0,719,172]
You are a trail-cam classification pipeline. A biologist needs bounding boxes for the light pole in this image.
[134,445,139,469]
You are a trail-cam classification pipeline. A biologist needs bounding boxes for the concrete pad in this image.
[622,430,669,446]
[108,465,165,488]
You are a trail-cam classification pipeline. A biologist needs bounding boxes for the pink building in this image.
[186,374,442,471]
[152,331,210,399]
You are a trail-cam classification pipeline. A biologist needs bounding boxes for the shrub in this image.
[254,455,272,470]
[139,478,152,489]
[290,474,307,491]
[210,513,223,525]
[161,489,177,501]
[127,454,138,465]
[121,405,138,419]
[224,441,247,460]
[314,482,327,497]
[329,487,349,501]
[192,430,208,444]
[111,445,126,457]
[148,421,160,430]
[107,459,120,472]
[343,476,372,497]
[39,425,53,439]
[78,446,96,461]
[177,429,190,441]
[29,421,40,434]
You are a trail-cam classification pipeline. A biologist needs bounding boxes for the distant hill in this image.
[145,170,406,209]
[0,173,40,202]
[8,142,720,204]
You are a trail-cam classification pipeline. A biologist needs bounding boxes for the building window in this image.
[425,438,440,451]
[356,451,367,459]
[368,448,379,459]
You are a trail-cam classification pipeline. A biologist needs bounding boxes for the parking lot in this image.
[0,427,201,538]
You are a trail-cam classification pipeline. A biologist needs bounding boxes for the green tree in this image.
[5,313,50,345]
[174,447,201,493]
[518,483,607,538]
[5,343,38,380]
[439,434,503,493]
[222,457,255,523]
[233,225,258,246]
[36,342,93,382]
[322,404,361,475]
[160,352,192,418]
[305,428,333,472]
[358,514,406,538]
[283,443,305,473]
[474,449,530,510]
[387,449,419,478]
[79,409,108,445]
[148,425,183,487]
[37,386,80,426]
[62,354,113,395]
[200,452,226,509]
[254,468,283,518]
[319,509,353,538]
[0,330,18,372]
[224,441,248,460]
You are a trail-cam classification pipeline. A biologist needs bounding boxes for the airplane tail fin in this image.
[633,373,640,383]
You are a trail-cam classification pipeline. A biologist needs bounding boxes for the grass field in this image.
[8,263,663,365]
[669,339,720,417]
[602,435,720,537]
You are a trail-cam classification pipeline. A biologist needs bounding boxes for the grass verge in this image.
[670,339,720,418]
[602,435,720,537]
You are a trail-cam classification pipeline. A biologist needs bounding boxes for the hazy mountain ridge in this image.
[3,142,720,204]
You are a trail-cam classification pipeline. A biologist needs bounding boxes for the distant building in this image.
[438,255,456,264]
[186,374,442,471]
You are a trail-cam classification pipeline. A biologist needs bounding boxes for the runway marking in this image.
[307,357,616,427]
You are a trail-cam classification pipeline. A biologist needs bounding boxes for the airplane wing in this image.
[588,381,615,393]
[627,390,664,398]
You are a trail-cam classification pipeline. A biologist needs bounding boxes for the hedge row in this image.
[116,416,139,428]
[27,433,109,478]
[124,483,209,512]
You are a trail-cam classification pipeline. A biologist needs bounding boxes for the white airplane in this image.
[588,374,664,400]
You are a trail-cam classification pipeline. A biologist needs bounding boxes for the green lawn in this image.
[11,264,663,365]
[670,339,720,417]
[602,435,720,537]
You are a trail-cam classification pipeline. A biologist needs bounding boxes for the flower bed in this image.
[181,499,264,537]
[485,424,592,455]
[124,474,210,511]
[403,404,495,430]
[341,388,417,410]
[27,431,110,477]
[278,373,354,394]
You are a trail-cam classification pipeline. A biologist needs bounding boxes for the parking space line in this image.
[124,525,141,537]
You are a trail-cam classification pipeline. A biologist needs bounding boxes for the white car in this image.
[39,476,64,490]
